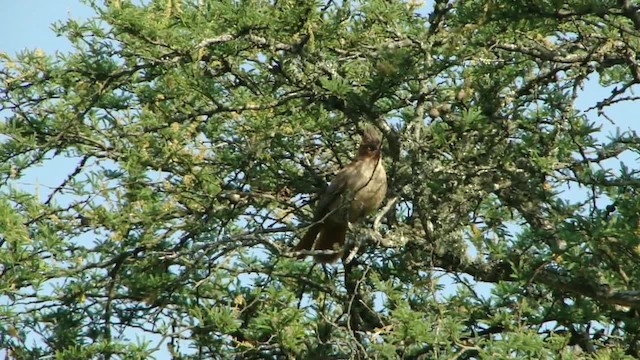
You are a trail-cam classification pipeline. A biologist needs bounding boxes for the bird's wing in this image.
[312,161,361,221]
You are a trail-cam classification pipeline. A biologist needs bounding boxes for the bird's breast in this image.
[350,158,387,220]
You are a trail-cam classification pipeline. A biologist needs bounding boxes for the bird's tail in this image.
[313,223,347,263]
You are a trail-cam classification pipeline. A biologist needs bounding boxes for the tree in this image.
[1,0,640,358]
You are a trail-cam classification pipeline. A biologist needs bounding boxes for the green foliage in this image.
[2,0,640,358]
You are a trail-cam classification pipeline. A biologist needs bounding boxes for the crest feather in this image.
[361,125,382,146]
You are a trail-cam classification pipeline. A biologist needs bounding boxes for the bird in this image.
[294,125,387,263]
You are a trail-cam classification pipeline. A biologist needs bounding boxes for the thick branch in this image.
[433,252,640,309]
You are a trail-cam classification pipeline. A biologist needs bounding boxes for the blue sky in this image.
[1,1,639,358]
[1,1,94,53]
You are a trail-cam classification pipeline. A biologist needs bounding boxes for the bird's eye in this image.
[368,144,377,151]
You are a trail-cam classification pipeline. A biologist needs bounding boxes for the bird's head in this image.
[357,125,383,159]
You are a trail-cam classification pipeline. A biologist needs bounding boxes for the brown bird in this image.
[295,126,387,263]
